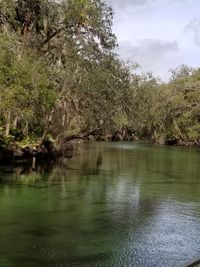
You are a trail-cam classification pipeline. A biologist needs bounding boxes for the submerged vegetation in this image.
[0,0,200,161]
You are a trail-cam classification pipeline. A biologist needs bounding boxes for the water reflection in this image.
[0,142,200,266]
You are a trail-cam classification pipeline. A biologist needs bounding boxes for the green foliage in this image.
[187,125,200,141]
[0,0,199,146]
[127,66,200,144]
[0,134,15,147]
[9,129,24,141]
[17,135,39,147]
[0,0,122,143]
[0,32,58,138]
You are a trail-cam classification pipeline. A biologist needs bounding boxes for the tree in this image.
[0,33,57,136]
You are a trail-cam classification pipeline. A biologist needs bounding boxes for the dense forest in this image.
[0,0,200,160]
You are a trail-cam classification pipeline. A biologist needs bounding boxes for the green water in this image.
[1,142,200,267]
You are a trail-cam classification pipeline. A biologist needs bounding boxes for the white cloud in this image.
[106,0,149,8]
[106,0,200,80]
[184,18,200,46]
[118,39,179,59]
[116,39,179,80]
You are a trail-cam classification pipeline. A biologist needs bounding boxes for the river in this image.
[0,142,200,267]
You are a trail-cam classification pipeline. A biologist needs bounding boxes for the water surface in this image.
[0,142,200,267]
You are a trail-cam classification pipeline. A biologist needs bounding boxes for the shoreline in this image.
[0,140,74,164]
[1,138,200,165]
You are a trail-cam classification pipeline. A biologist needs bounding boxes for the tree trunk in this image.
[13,116,18,129]
[21,11,33,35]
[42,129,48,141]
[173,119,183,139]
[23,122,29,135]
[64,128,102,142]
[0,95,2,117]
[154,130,158,142]
[5,111,11,136]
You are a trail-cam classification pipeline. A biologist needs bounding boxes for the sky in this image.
[106,0,200,81]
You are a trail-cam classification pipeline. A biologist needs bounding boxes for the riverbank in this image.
[0,131,199,164]
[0,139,75,164]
